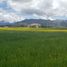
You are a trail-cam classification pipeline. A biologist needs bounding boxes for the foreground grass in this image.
[0,31,67,67]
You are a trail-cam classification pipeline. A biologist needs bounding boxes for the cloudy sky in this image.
[0,0,67,22]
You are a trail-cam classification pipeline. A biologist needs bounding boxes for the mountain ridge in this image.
[16,19,67,27]
[0,19,67,27]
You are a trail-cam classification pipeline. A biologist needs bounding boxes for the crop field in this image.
[0,27,67,67]
[0,27,67,32]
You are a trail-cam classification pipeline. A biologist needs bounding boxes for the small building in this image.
[28,23,41,28]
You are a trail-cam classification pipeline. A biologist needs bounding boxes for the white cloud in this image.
[0,0,67,22]
[0,8,25,22]
[9,0,67,19]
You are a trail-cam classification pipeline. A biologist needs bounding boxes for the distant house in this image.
[28,23,41,28]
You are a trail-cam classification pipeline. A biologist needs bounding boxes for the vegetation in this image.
[0,27,67,32]
[0,28,67,67]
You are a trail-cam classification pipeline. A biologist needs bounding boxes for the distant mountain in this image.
[16,19,67,28]
[0,21,15,26]
[16,19,53,26]
[0,21,10,26]
[0,19,67,28]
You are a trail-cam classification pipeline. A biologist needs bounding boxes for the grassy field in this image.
[0,27,67,32]
[0,28,67,67]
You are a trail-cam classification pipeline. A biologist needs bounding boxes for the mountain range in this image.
[16,19,67,28]
[0,19,67,28]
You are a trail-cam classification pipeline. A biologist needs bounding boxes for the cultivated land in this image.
[0,27,67,32]
[0,28,67,67]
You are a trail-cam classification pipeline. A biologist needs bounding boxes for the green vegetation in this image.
[0,31,67,67]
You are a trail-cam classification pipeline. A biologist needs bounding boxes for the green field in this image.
[0,31,67,67]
